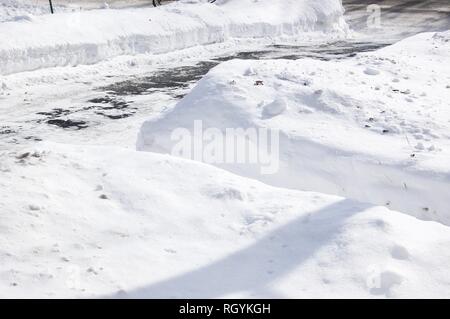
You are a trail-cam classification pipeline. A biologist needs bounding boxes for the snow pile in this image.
[2,142,450,298]
[138,30,450,225]
[0,0,347,75]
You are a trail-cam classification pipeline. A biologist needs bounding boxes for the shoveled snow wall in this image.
[137,31,450,225]
[0,0,347,75]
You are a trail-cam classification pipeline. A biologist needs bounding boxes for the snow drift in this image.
[2,142,450,298]
[0,0,347,75]
[138,30,450,225]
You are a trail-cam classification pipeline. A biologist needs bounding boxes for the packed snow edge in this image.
[0,0,348,75]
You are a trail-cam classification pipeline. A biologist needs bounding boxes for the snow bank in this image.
[0,0,347,75]
[2,142,450,298]
[138,30,450,225]
[0,0,61,22]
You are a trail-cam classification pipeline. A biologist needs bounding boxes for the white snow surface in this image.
[1,1,450,299]
[0,0,159,22]
[2,142,450,298]
[0,0,65,22]
[138,30,450,225]
[0,0,347,75]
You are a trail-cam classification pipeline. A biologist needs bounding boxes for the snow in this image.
[1,0,450,299]
[0,0,155,22]
[2,142,450,298]
[262,97,288,118]
[138,30,450,225]
[0,0,347,75]
[0,0,59,22]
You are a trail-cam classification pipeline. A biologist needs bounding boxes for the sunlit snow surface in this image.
[1,0,450,298]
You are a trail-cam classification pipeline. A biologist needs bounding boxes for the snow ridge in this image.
[0,0,347,75]
[138,30,450,225]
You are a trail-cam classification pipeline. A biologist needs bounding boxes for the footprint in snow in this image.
[415,142,425,151]
[368,270,403,297]
[262,98,288,119]
[391,245,410,260]
[206,186,244,201]
[364,67,380,76]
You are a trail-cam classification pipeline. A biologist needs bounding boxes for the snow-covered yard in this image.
[0,0,450,298]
